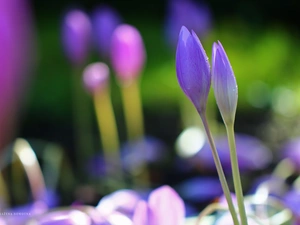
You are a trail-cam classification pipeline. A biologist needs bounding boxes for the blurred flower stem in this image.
[93,86,123,181]
[121,79,144,141]
[71,67,94,177]
[120,79,150,188]
[226,124,248,225]
[200,113,240,225]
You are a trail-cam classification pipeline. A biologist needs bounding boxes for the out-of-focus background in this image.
[2,0,300,212]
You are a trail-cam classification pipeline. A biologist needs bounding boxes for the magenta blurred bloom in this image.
[176,26,211,114]
[212,41,238,125]
[62,9,91,66]
[165,0,212,48]
[83,62,109,93]
[133,185,185,225]
[110,24,146,82]
[0,0,34,149]
[92,5,121,59]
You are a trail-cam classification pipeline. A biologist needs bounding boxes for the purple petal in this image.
[165,0,212,48]
[61,9,91,65]
[92,5,121,59]
[33,209,91,225]
[0,0,34,149]
[110,24,146,82]
[281,138,300,171]
[176,26,210,113]
[83,62,109,94]
[97,189,141,217]
[176,177,223,202]
[132,201,152,225]
[148,185,185,225]
[195,134,272,172]
[212,41,237,124]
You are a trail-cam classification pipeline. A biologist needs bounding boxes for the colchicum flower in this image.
[61,9,91,66]
[82,62,110,94]
[165,0,212,49]
[92,5,121,59]
[132,185,185,225]
[175,26,211,114]
[110,24,146,83]
[212,41,238,125]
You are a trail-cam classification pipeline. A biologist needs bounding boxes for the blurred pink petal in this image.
[0,0,34,150]
[110,24,146,83]
[148,185,185,225]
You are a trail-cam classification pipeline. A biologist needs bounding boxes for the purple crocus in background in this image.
[165,0,212,49]
[0,0,34,151]
[176,26,211,114]
[281,138,300,171]
[195,134,272,172]
[92,5,121,60]
[110,24,146,83]
[61,9,91,66]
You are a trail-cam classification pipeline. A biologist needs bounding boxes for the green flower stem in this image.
[226,124,248,225]
[200,113,240,225]
[72,67,94,175]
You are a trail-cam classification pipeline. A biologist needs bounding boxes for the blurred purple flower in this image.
[165,0,212,49]
[97,189,142,218]
[284,190,300,219]
[212,41,238,125]
[281,138,300,171]
[0,0,34,150]
[132,185,185,225]
[110,24,146,83]
[92,5,121,59]
[195,134,272,172]
[83,62,110,94]
[121,137,167,172]
[176,177,223,202]
[175,26,211,114]
[61,9,91,66]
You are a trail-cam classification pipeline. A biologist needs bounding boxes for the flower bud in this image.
[92,5,121,59]
[83,62,109,94]
[62,9,91,66]
[212,41,238,125]
[175,26,211,114]
[110,24,146,83]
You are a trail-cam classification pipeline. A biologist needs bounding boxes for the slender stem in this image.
[120,79,144,141]
[226,124,248,225]
[71,67,94,174]
[120,79,150,188]
[200,113,240,225]
[94,87,122,179]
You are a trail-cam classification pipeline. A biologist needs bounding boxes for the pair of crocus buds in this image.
[176,26,237,125]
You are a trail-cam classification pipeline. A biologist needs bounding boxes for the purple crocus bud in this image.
[83,62,109,94]
[212,41,238,125]
[92,5,121,59]
[62,9,91,66]
[110,24,146,83]
[175,26,211,114]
